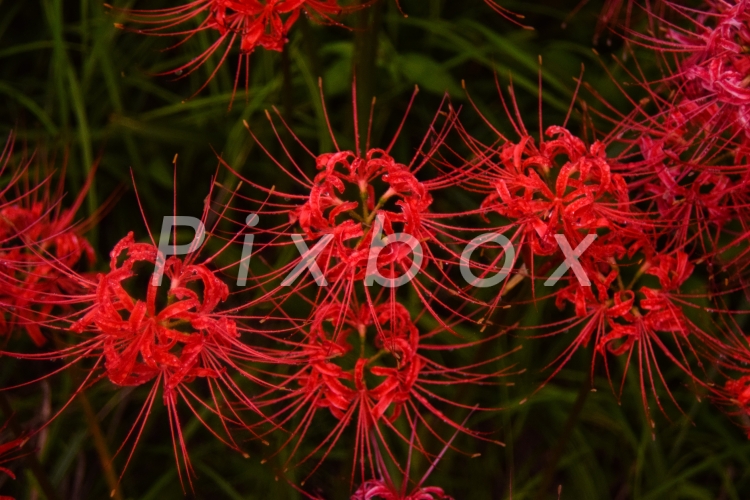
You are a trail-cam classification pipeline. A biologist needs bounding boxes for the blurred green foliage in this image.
[1,0,749,498]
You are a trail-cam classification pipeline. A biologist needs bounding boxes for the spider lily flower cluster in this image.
[0,136,96,347]
[161,212,593,289]
[110,0,357,98]
[111,0,525,101]
[0,420,27,498]
[3,0,750,497]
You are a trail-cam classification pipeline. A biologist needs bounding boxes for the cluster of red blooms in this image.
[0,137,95,348]
[111,0,528,97]
[0,426,25,500]
[671,1,750,142]
[2,0,750,497]
[113,0,353,97]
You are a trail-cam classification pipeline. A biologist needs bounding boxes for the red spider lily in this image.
[580,40,750,293]
[216,85,487,331]
[348,419,459,500]
[714,362,750,438]
[637,139,738,252]
[576,31,750,301]
[475,125,636,256]
[620,0,750,289]
[250,295,515,485]
[70,232,243,390]
[113,0,357,102]
[620,1,750,150]
[1,175,294,489]
[352,481,450,500]
[710,310,750,438]
[723,375,750,432]
[291,414,462,500]
[65,238,283,485]
[458,82,645,303]
[351,462,451,500]
[288,147,433,281]
[114,0,530,102]
[664,1,750,138]
[539,244,728,416]
[0,422,26,499]
[458,79,733,422]
[10,235,255,487]
[596,252,721,401]
[0,134,96,346]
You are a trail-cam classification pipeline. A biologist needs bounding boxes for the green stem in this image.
[281,42,293,124]
[532,373,592,500]
[352,0,383,155]
[79,393,124,500]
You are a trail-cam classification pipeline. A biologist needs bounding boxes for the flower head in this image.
[71,232,239,391]
[0,423,26,494]
[3,175,285,488]
[115,0,355,101]
[459,79,730,424]
[252,294,513,484]
[220,87,485,332]
[0,134,95,346]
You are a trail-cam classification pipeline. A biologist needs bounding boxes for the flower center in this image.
[300,301,421,421]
